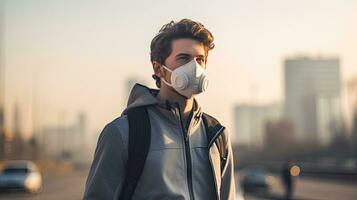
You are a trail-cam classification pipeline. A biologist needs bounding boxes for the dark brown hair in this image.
[150,19,215,88]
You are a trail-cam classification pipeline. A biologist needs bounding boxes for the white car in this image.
[0,160,42,194]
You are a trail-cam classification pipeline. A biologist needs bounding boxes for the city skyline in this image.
[2,0,357,139]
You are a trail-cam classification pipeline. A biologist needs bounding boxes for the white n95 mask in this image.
[161,59,209,98]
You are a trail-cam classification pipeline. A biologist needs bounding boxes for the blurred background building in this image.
[0,65,4,160]
[41,112,89,162]
[234,103,282,147]
[284,56,342,145]
[0,2,5,160]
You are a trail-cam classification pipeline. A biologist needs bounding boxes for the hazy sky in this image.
[2,0,357,140]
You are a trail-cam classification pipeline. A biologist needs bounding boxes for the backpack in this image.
[118,106,228,200]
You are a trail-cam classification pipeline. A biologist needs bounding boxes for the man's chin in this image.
[168,87,191,101]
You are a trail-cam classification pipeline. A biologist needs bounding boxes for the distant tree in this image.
[329,124,351,157]
[264,119,296,156]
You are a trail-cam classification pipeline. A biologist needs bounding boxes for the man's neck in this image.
[157,86,194,124]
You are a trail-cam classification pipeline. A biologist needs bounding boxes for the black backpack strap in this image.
[214,132,229,173]
[202,113,228,173]
[118,106,151,200]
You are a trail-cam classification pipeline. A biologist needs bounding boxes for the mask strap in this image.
[161,64,173,72]
[160,64,173,87]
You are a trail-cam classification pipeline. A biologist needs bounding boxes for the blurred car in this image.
[240,167,275,194]
[0,160,42,193]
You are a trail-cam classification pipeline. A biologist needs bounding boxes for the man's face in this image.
[154,38,207,85]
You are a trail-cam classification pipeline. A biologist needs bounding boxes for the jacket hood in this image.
[122,83,159,115]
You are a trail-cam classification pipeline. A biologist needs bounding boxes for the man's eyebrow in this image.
[175,53,205,58]
[175,53,191,58]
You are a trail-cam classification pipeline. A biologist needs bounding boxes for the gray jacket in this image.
[83,84,236,200]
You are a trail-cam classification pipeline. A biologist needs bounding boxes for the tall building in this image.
[13,103,21,137]
[234,103,282,147]
[284,56,342,145]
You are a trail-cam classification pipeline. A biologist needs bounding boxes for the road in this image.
[0,170,356,200]
[244,175,357,200]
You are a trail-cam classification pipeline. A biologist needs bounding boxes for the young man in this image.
[83,19,236,200]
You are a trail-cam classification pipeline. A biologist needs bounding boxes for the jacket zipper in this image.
[208,126,225,200]
[173,103,195,200]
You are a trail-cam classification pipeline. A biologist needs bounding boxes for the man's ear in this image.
[152,61,164,78]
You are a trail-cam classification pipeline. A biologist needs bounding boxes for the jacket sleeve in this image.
[83,122,127,200]
[220,133,236,200]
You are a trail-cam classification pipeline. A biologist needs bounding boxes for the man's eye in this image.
[197,58,205,63]
[179,57,189,61]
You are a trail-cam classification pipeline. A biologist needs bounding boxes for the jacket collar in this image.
[122,83,203,129]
